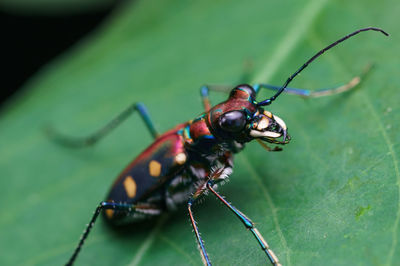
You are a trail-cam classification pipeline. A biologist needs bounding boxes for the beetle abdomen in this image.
[105,131,187,222]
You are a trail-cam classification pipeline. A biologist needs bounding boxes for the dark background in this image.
[0,6,118,107]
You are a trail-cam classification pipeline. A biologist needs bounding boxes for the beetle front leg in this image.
[206,180,281,266]
[254,63,372,98]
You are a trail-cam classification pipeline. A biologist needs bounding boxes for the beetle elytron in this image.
[51,27,387,266]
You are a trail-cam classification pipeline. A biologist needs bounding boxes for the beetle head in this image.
[210,84,290,146]
[210,28,390,148]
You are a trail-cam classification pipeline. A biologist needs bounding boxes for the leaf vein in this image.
[251,0,330,84]
[245,0,332,263]
[360,93,400,266]
[239,154,291,265]
[128,214,169,266]
[158,233,198,266]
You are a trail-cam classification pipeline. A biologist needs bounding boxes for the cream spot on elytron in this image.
[149,160,162,177]
[123,176,137,198]
[105,209,114,219]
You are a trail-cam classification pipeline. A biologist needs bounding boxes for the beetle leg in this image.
[66,201,135,266]
[46,102,158,148]
[199,59,254,112]
[188,198,212,266]
[187,178,213,265]
[200,86,212,112]
[200,85,233,112]
[187,164,233,266]
[254,63,372,98]
[206,180,281,266]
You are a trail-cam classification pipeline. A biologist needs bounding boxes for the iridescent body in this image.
[104,85,289,225]
[57,28,388,266]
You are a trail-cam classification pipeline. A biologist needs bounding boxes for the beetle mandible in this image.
[53,27,388,266]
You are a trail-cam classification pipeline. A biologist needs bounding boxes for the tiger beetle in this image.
[51,27,388,266]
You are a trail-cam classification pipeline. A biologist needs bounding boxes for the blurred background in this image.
[0,0,398,265]
[0,0,119,107]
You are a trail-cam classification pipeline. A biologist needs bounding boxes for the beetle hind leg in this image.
[46,102,158,148]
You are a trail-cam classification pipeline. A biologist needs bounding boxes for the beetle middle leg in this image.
[188,198,212,266]
[187,173,222,266]
[46,102,159,148]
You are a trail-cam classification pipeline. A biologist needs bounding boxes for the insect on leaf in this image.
[0,0,398,265]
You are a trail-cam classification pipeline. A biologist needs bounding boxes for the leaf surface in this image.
[0,0,399,265]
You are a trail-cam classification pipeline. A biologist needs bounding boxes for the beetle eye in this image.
[218,110,247,132]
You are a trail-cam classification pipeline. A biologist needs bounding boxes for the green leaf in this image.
[1,0,398,265]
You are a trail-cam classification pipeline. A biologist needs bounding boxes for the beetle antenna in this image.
[257,27,389,106]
